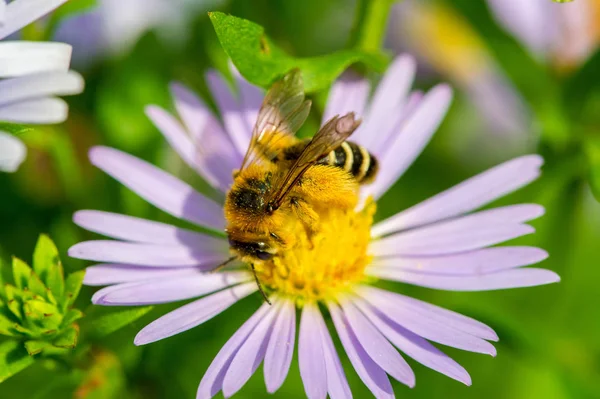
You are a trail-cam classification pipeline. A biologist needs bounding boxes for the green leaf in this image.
[11,257,31,291]
[24,340,50,356]
[63,271,85,309]
[60,309,84,329]
[209,11,388,93]
[82,306,153,338]
[0,340,35,383]
[0,122,33,136]
[53,325,79,348]
[585,136,600,202]
[33,235,64,300]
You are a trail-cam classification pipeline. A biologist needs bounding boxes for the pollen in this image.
[255,200,376,303]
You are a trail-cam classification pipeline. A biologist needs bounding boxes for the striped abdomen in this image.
[319,141,378,184]
[280,140,379,184]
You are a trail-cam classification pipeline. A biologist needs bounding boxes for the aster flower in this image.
[486,0,600,69]
[0,0,84,172]
[69,55,559,398]
[391,0,530,140]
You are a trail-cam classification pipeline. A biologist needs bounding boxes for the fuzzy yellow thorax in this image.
[255,200,376,303]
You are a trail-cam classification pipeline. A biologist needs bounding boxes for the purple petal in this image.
[328,302,394,399]
[89,146,225,229]
[170,82,241,190]
[352,296,471,385]
[370,205,542,257]
[299,303,327,399]
[83,264,200,286]
[368,267,560,291]
[322,71,371,124]
[369,246,549,275]
[235,72,263,136]
[356,55,416,149]
[73,210,227,249]
[369,90,424,157]
[315,305,352,399]
[145,104,222,190]
[485,0,552,56]
[222,302,280,398]
[91,271,252,306]
[135,282,257,345]
[69,240,227,267]
[206,71,252,156]
[339,297,415,387]
[197,303,271,399]
[364,84,453,200]
[355,286,498,354]
[372,155,544,236]
[264,299,296,393]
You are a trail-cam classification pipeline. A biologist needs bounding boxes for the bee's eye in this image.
[256,251,274,261]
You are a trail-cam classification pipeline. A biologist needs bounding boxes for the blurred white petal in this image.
[0,41,72,77]
[0,131,26,172]
[0,97,68,124]
[0,0,68,39]
[0,71,83,106]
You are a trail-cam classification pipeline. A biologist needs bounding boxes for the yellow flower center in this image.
[255,201,376,303]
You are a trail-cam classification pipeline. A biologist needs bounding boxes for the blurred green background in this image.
[1,0,600,397]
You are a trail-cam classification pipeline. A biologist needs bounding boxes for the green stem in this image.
[349,0,397,52]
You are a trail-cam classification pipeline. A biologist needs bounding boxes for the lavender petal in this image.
[328,302,394,399]
[299,303,328,399]
[370,205,541,257]
[84,264,201,286]
[89,146,225,230]
[73,210,227,250]
[264,299,296,393]
[92,271,252,306]
[339,296,415,387]
[367,267,560,291]
[372,155,544,236]
[134,282,256,345]
[222,302,280,398]
[69,240,227,267]
[352,296,471,385]
[355,286,497,354]
[364,84,453,200]
[197,303,271,399]
[369,246,548,275]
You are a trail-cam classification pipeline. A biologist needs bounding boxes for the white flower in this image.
[0,0,84,172]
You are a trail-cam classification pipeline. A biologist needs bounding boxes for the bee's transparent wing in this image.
[240,69,311,170]
[268,112,362,209]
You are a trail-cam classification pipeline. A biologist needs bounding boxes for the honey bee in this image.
[223,70,378,302]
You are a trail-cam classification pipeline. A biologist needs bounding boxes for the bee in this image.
[223,70,379,302]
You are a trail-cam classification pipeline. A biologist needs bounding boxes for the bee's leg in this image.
[210,256,237,273]
[250,263,272,305]
[290,197,319,247]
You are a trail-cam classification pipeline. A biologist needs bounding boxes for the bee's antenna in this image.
[210,256,237,273]
[250,263,272,305]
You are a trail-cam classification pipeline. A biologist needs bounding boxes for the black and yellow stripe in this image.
[280,139,379,184]
[322,141,378,184]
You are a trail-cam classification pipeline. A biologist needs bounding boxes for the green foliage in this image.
[0,341,35,383]
[585,137,600,202]
[0,236,84,382]
[209,12,388,93]
[0,123,33,136]
[82,306,153,339]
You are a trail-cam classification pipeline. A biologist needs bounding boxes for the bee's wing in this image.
[240,69,311,170]
[268,112,362,209]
